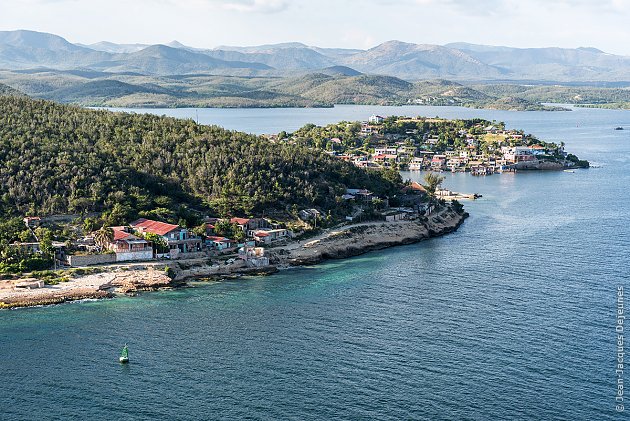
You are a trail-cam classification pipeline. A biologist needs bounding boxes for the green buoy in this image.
[119,344,129,364]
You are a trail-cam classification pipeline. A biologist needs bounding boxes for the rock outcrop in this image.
[274,209,467,266]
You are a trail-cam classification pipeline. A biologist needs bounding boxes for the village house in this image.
[369,115,385,124]
[11,242,41,254]
[238,246,269,267]
[484,125,498,133]
[503,146,536,163]
[372,153,387,163]
[253,229,289,245]
[346,188,374,202]
[374,147,398,156]
[360,122,382,136]
[23,216,41,229]
[409,157,424,170]
[230,217,270,237]
[402,181,427,195]
[330,137,342,146]
[130,218,202,256]
[109,227,153,262]
[446,156,468,171]
[431,155,447,170]
[299,208,321,221]
[206,236,237,252]
[530,144,547,155]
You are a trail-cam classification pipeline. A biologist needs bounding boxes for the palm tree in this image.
[423,172,445,199]
[94,226,114,251]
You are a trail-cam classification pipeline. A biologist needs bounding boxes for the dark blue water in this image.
[2,105,629,420]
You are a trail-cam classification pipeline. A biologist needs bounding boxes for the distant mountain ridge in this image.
[2,30,630,81]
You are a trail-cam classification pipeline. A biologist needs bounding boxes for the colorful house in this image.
[110,227,153,262]
[206,236,237,252]
[131,218,202,255]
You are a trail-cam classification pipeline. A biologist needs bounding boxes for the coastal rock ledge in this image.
[274,208,468,266]
[0,268,173,309]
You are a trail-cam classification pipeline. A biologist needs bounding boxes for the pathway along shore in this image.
[0,207,467,309]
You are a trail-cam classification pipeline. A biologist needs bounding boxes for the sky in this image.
[1,0,630,54]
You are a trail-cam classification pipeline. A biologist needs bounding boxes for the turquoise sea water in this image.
[2,105,629,420]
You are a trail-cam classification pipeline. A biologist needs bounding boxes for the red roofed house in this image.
[253,229,289,245]
[230,217,270,237]
[402,181,427,195]
[431,155,447,170]
[23,216,41,228]
[109,227,153,262]
[206,236,237,252]
[131,218,202,256]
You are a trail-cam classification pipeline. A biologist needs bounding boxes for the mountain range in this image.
[2,30,630,82]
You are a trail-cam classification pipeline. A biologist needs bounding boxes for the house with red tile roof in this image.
[109,227,153,262]
[253,229,289,245]
[130,218,202,255]
[230,217,270,236]
[206,236,237,252]
[23,216,41,228]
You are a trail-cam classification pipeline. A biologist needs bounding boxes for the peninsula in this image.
[280,115,590,173]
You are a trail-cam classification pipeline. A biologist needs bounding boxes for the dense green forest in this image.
[0,95,402,227]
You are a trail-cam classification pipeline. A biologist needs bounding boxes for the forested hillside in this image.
[0,96,401,224]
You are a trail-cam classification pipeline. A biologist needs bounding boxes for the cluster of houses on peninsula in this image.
[288,115,573,174]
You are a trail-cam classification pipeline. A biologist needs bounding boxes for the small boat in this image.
[119,345,129,363]
[563,169,575,173]
[615,127,624,130]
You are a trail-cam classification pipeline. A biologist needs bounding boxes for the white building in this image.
[369,115,385,124]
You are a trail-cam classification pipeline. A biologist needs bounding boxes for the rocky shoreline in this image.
[0,208,466,309]
[0,269,173,309]
[273,208,467,266]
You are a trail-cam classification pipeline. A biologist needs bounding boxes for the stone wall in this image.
[116,250,154,262]
[174,251,208,260]
[67,253,116,267]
